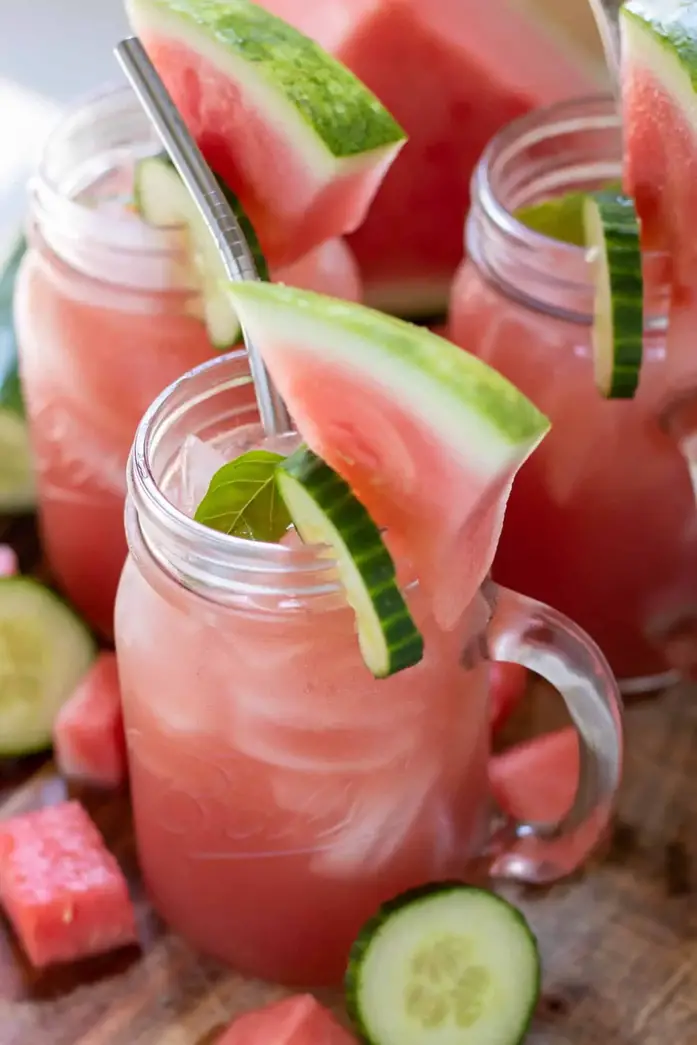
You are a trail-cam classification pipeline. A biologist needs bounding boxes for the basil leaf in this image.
[194,449,291,541]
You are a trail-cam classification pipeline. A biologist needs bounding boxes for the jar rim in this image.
[32,81,184,260]
[130,350,345,598]
[468,94,668,324]
[473,94,614,262]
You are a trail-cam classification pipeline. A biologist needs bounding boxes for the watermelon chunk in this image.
[225,283,550,627]
[489,663,528,736]
[258,0,607,314]
[489,727,579,824]
[126,0,406,269]
[53,652,128,789]
[218,995,356,1045]
[275,239,362,305]
[621,1,697,303]
[0,801,137,967]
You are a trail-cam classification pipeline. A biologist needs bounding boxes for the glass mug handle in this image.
[483,580,623,884]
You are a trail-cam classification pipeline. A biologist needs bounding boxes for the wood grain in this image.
[0,519,695,1044]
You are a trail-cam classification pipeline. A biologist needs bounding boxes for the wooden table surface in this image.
[0,517,696,1045]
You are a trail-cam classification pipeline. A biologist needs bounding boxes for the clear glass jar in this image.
[449,95,697,693]
[13,84,213,639]
[115,350,621,986]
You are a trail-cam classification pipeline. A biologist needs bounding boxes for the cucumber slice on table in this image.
[346,882,541,1045]
[134,153,269,349]
[0,578,96,756]
[0,237,36,512]
[583,190,644,399]
[276,447,424,679]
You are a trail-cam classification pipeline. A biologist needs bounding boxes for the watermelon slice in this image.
[0,801,137,967]
[126,0,406,269]
[218,995,356,1045]
[53,652,128,789]
[489,727,579,824]
[258,0,607,314]
[224,283,550,627]
[621,1,697,303]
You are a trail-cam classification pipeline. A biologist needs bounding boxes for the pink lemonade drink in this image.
[449,97,697,692]
[14,86,361,638]
[115,350,621,986]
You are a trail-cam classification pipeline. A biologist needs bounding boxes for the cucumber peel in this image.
[277,447,423,678]
[0,577,96,756]
[346,881,541,1045]
[134,153,268,349]
[583,190,644,398]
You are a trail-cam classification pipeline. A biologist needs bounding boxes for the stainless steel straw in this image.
[588,0,623,96]
[115,37,292,437]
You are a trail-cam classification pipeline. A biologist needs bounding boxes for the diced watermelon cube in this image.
[0,801,138,967]
[217,995,356,1045]
[489,663,528,736]
[489,727,579,824]
[54,652,127,788]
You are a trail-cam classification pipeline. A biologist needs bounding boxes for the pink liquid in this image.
[449,266,697,686]
[116,426,492,985]
[15,168,361,639]
[14,222,213,639]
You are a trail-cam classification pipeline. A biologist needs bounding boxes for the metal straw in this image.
[588,0,623,97]
[115,37,292,437]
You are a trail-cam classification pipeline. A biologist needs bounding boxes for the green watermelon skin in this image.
[258,0,607,316]
[126,0,406,269]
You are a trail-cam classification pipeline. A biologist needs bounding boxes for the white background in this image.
[0,0,129,259]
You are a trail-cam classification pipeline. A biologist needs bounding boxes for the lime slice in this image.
[516,181,622,247]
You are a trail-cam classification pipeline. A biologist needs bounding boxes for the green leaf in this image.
[194,449,292,541]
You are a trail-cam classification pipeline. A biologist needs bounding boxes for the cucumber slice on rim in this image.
[276,447,423,678]
[0,578,96,756]
[133,153,269,349]
[346,882,541,1045]
[0,237,35,512]
[583,190,644,399]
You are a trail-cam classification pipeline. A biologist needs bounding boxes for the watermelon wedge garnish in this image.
[621,0,697,302]
[224,284,550,627]
[126,0,406,268]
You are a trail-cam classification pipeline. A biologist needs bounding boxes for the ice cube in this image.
[178,434,229,516]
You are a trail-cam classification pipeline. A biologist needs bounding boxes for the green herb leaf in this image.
[194,450,291,541]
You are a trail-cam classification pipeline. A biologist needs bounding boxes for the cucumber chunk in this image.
[346,882,541,1045]
[583,190,644,399]
[133,153,269,349]
[276,447,424,678]
[0,578,96,756]
[0,237,35,512]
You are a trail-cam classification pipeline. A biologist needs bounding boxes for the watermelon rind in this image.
[223,283,550,471]
[126,0,406,168]
[621,2,697,103]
